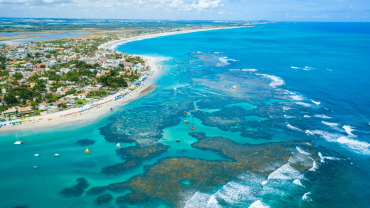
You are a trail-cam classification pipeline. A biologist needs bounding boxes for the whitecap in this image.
[343,125,356,137]
[296,102,311,107]
[249,200,270,208]
[290,94,304,101]
[213,181,258,205]
[293,179,305,187]
[309,161,318,171]
[314,114,332,119]
[242,68,257,72]
[291,66,299,69]
[304,66,314,70]
[322,121,339,127]
[184,192,212,208]
[287,124,302,131]
[284,115,295,118]
[337,136,370,155]
[296,147,310,155]
[304,115,311,118]
[267,164,304,180]
[261,181,268,185]
[302,192,312,201]
[310,99,320,105]
[283,106,292,111]
[256,74,284,88]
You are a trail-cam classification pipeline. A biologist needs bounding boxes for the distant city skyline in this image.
[0,0,369,22]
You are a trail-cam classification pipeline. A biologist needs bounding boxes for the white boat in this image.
[34,154,39,157]
[33,166,38,169]
[54,154,59,157]
[232,85,237,89]
[116,143,121,148]
[14,133,23,144]
[174,87,177,91]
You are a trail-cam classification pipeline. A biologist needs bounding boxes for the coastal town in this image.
[0,35,154,126]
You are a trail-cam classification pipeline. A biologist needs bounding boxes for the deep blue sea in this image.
[1,22,370,208]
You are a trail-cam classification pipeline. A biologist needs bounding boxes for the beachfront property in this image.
[0,37,151,120]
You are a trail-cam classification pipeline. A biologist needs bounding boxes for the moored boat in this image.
[14,133,23,144]
[85,148,90,154]
[191,124,195,130]
[116,143,121,148]
[184,120,189,123]
[54,154,59,157]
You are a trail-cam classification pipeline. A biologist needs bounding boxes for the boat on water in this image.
[54,154,59,157]
[191,125,195,130]
[176,139,181,142]
[33,166,38,169]
[184,120,189,123]
[232,85,237,89]
[34,154,39,157]
[14,133,23,144]
[184,111,187,115]
[85,148,90,154]
[174,87,177,91]
[116,143,121,148]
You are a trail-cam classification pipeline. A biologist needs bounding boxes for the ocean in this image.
[1,22,370,208]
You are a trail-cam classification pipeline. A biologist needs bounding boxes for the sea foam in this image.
[310,99,320,105]
[256,74,284,88]
[267,164,304,180]
[249,200,270,208]
[287,124,302,131]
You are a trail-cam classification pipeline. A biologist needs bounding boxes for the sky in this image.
[0,0,369,21]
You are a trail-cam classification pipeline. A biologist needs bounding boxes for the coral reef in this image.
[107,133,320,207]
[101,143,169,175]
[60,178,89,198]
[76,139,95,146]
[95,193,113,205]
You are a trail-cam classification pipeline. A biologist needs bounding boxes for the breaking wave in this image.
[256,74,284,88]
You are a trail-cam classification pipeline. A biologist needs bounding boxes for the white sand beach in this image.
[0,55,166,133]
[98,26,243,50]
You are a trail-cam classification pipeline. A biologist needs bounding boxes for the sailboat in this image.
[14,133,23,144]
[116,143,121,148]
[232,85,237,89]
[85,148,90,154]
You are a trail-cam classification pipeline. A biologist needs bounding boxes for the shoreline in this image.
[98,26,244,50]
[0,26,242,134]
[0,55,166,134]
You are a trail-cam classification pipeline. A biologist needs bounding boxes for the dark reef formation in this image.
[60,178,89,198]
[105,133,320,207]
[95,193,113,205]
[101,143,169,175]
[76,139,96,146]
[86,186,107,196]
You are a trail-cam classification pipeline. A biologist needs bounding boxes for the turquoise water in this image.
[1,23,370,207]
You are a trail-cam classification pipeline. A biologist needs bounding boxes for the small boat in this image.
[184,111,187,115]
[174,87,176,91]
[54,154,59,157]
[184,120,189,123]
[176,139,181,142]
[34,154,39,157]
[191,125,195,130]
[33,166,38,169]
[116,143,121,148]
[14,133,23,145]
[232,85,237,89]
[85,148,90,154]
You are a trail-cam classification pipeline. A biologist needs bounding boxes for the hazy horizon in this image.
[0,0,369,22]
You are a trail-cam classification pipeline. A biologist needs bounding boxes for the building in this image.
[38,102,49,110]
[77,93,88,99]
